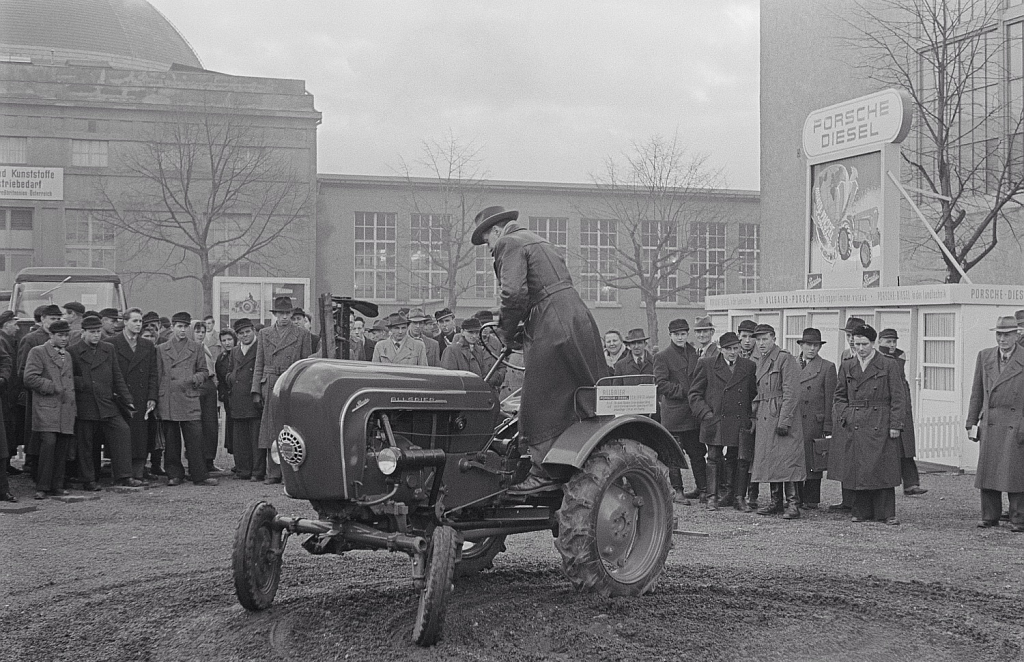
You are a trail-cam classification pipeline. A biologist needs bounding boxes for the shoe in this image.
[977,520,999,528]
[782,506,801,520]
[803,503,819,510]
[1,492,17,502]
[828,503,852,512]
[117,478,144,487]
[34,491,46,500]
[682,488,703,500]
[903,486,928,496]
[851,516,865,523]
[250,476,260,482]
[194,478,219,486]
[718,496,735,508]
[208,464,227,475]
[82,482,102,492]
[235,474,252,481]
[1010,525,1024,533]
[883,517,900,526]
[733,499,747,512]
[264,477,282,485]
[6,464,22,476]
[706,496,719,511]
[142,471,155,481]
[1000,511,1010,521]
[167,478,182,486]
[756,503,783,516]
[150,467,167,477]
[507,473,560,495]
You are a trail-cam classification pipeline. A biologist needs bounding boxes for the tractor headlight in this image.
[377,447,400,475]
[276,425,306,468]
[270,440,281,465]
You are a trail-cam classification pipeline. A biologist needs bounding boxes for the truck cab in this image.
[9,267,127,325]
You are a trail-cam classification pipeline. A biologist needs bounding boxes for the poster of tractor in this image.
[807,151,883,289]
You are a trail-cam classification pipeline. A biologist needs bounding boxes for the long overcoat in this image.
[18,327,49,452]
[688,354,757,448]
[155,337,208,422]
[0,342,11,459]
[966,347,1024,493]
[23,343,76,435]
[227,342,260,420]
[492,222,605,447]
[654,342,700,433]
[751,345,806,483]
[106,333,158,457]
[797,354,837,479]
[251,323,312,449]
[884,349,917,458]
[372,337,427,365]
[829,351,906,490]
[70,340,133,421]
[440,337,506,388]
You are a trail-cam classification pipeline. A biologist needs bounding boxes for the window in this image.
[922,312,956,391]
[0,137,26,164]
[354,211,396,300]
[0,207,32,231]
[474,245,498,299]
[784,313,807,355]
[528,217,568,258]
[640,220,678,302]
[71,139,108,167]
[410,213,447,301]
[580,219,617,302]
[689,222,727,302]
[65,210,115,269]
[738,223,760,294]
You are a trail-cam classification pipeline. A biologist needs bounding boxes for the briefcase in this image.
[810,437,830,473]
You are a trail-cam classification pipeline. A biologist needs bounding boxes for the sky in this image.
[149,1,760,190]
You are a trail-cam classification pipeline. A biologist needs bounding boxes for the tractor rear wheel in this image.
[556,438,673,597]
[232,501,285,611]
[456,535,507,577]
[412,525,459,646]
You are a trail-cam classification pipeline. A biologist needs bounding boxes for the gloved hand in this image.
[776,425,790,437]
[495,325,524,352]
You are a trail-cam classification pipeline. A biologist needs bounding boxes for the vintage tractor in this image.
[231,297,684,646]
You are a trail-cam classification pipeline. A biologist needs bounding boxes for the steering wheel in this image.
[480,321,525,373]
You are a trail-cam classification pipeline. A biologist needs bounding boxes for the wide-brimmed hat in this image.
[271,296,294,313]
[290,307,306,318]
[692,316,715,331]
[844,317,866,333]
[63,301,86,315]
[142,311,160,326]
[407,307,430,322]
[753,323,776,337]
[623,328,649,344]
[992,316,1018,332]
[81,315,102,331]
[371,319,388,331]
[233,318,254,333]
[48,320,71,335]
[1015,310,1024,328]
[171,312,192,326]
[461,317,482,332]
[385,312,410,328]
[737,319,757,334]
[879,328,899,340]
[470,206,519,246]
[718,331,741,348]
[851,324,877,342]
[797,328,826,345]
[434,308,455,322]
[668,318,689,333]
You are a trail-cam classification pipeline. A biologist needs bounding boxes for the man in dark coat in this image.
[472,205,605,494]
[0,310,18,477]
[878,328,927,496]
[24,320,76,498]
[228,318,263,480]
[655,318,706,503]
[0,336,12,501]
[830,324,906,525]
[737,319,759,361]
[440,317,506,390]
[434,308,458,356]
[795,328,837,509]
[688,332,757,511]
[408,308,441,367]
[17,304,64,477]
[98,308,120,340]
[967,316,1024,531]
[1015,310,1024,348]
[70,315,139,489]
[828,315,866,513]
[611,328,655,387]
[105,308,158,482]
[251,297,312,484]
[346,316,375,361]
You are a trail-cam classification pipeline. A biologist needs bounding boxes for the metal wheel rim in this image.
[253,525,280,594]
[594,468,666,583]
[461,537,497,561]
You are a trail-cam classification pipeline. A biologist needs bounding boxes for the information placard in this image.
[595,384,657,416]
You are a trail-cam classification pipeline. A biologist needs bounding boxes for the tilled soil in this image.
[2,470,1023,661]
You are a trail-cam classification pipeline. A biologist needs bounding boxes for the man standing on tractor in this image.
[471,205,606,495]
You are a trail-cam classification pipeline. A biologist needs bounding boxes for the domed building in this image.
[0,0,320,318]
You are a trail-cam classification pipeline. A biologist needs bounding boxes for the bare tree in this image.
[846,0,1024,282]
[98,112,312,315]
[576,135,733,348]
[394,132,488,309]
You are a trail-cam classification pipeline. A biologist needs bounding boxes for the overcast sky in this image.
[149,1,760,190]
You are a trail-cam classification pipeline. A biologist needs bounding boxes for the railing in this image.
[915,415,962,465]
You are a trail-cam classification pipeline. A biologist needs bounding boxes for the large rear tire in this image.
[555,438,673,597]
[232,501,284,611]
[412,525,459,646]
[455,535,507,577]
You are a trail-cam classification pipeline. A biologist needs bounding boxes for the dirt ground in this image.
[2,463,1023,662]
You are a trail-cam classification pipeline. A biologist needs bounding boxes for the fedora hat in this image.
[992,315,1018,332]
[371,319,388,331]
[1015,310,1024,328]
[470,206,519,246]
[407,307,430,322]
[623,328,649,344]
[797,328,826,345]
[718,331,741,348]
[753,323,775,337]
[692,316,715,331]
[386,312,410,328]
[271,296,294,313]
[844,317,866,333]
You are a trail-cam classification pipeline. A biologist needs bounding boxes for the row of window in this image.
[353,212,760,304]
[0,137,108,167]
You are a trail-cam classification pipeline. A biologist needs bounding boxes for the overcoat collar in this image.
[267,323,301,355]
[850,350,883,380]
[114,333,148,371]
[756,344,782,380]
[799,354,822,382]
[234,340,258,368]
[988,345,1024,389]
[164,337,196,366]
[711,353,745,388]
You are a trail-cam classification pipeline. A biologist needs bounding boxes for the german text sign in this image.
[595,384,657,416]
[0,166,63,200]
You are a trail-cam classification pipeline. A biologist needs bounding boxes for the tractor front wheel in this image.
[412,525,459,646]
[232,501,285,611]
[555,438,673,597]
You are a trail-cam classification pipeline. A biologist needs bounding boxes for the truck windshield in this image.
[12,281,119,317]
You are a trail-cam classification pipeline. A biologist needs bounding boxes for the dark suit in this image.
[655,341,704,496]
[70,340,134,483]
[228,341,262,479]
[796,354,837,506]
[106,333,158,479]
[689,354,757,506]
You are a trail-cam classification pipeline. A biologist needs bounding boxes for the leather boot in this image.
[757,482,784,515]
[747,481,759,509]
[718,461,735,508]
[733,464,751,512]
[705,459,720,510]
[782,482,801,519]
